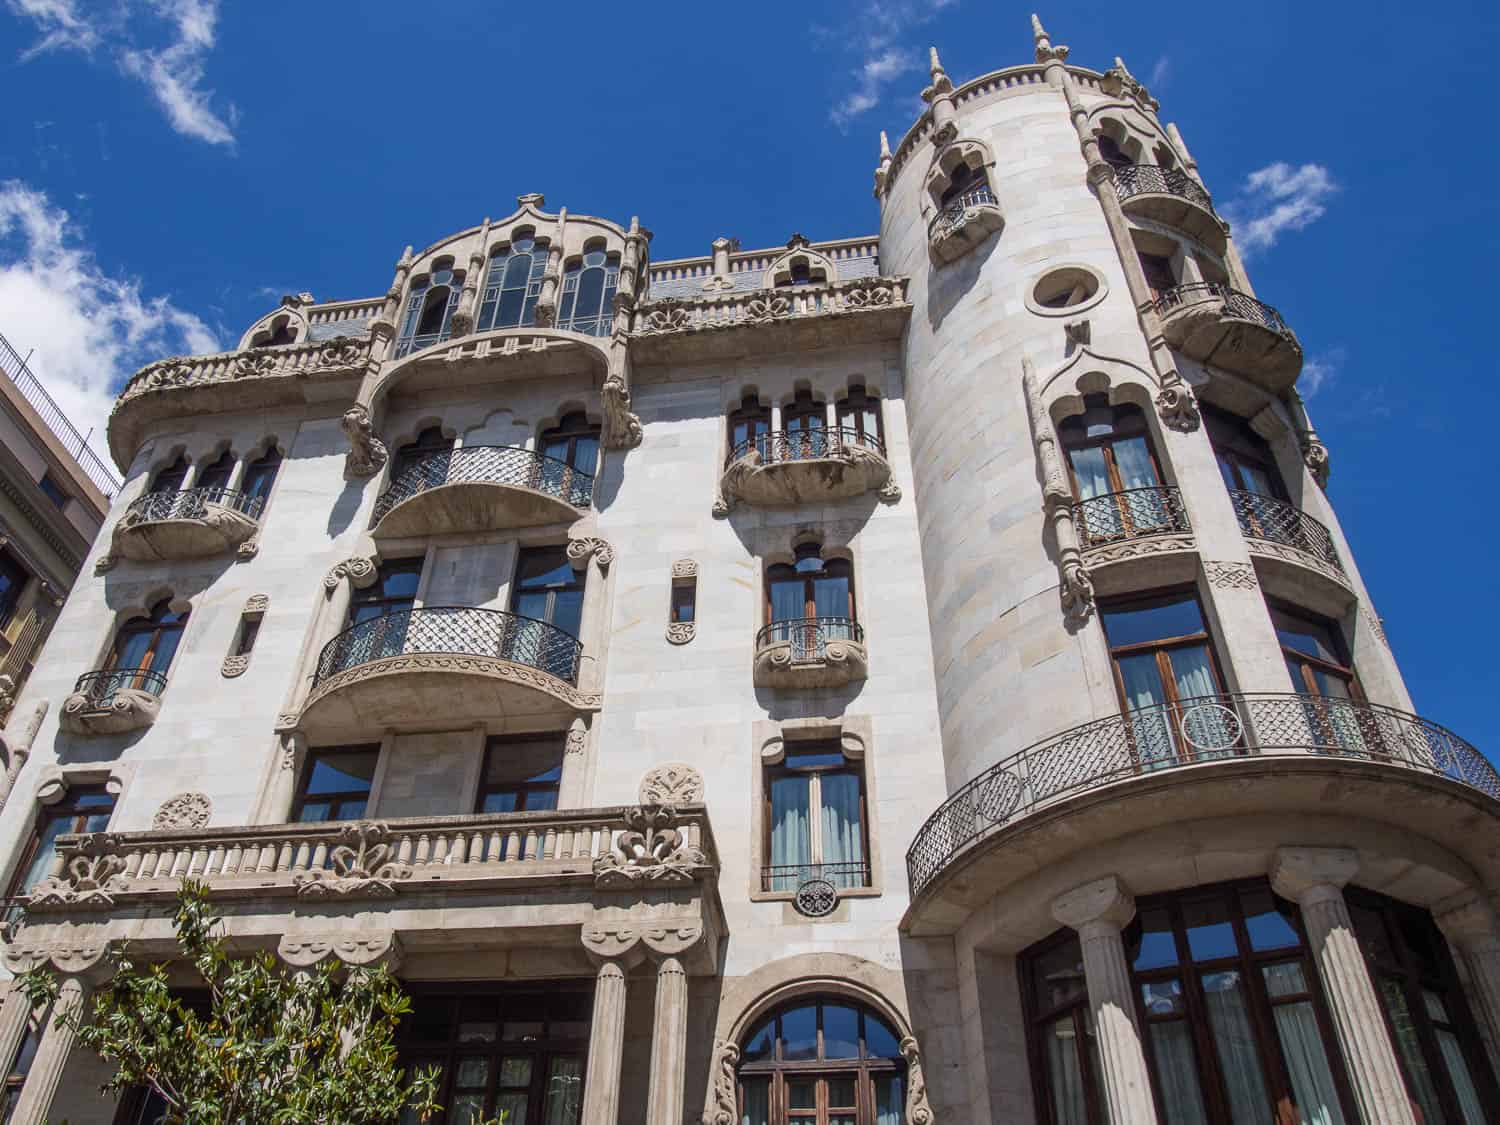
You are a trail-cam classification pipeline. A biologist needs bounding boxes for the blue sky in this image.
[2,0,1498,757]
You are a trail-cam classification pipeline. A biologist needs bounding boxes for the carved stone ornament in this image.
[602,374,643,450]
[59,684,161,736]
[0,674,13,724]
[900,1035,935,1125]
[235,537,259,560]
[278,930,402,970]
[222,656,249,680]
[1243,538,1352,591]
[842,279,895,308]
[305,651,604,712]
[704,1038,742,1125]
[745,294,792,323]
[566,536,614,571]
[1155,379,1201,432]
[26,833,128,911]
[323,556,378,592]
[93,553,117,575]
[1204,561,1258,590]
[152,791,212,830]
[593,805,708,888]
[1101,56,1160,111]
[243,593,270,614]
[1,933,112,977]
[639,763,704,806]
[642,300,691,333]
[294,821,411,899]
[1362,606,1389,648]
[794,877,839,917]
[1303,438,1331,489]
[233,351,277,379]
[316,336,365,369]
[341,404,389,477]
[667,622,696,645]
[1060,559,1096,622]
[672,558,698,579]
[1082,533,1196,566]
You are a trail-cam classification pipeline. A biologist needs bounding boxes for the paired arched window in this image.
[1097,133,1134,169]
[478,238,548,331]
[737,997,905,1125]
[194,450,234,492]
[1058,396,1171,543]
[938,161,985,207]
[397,266,462,357]
[108,599,189,691]
[252,315,297,348]
[240,446,282,510]
[558,246,618,337]
[729,395,772,460]
[836,386,883,450]
[150,455,190,495]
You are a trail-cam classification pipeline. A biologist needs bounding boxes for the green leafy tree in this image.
[17,881,498,1124]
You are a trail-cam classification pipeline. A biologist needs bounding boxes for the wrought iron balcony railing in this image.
[1113,164,1216,214]
[70,667,169,706]
[314,607,583,687]
[928,187,999,240]
[761,860,872,894]
[727,426,885,468]
[1229,490,1343,572]
[126,486,263,523]
[372,446,594,524]
[756,617,864,663]
[1154,283,1299,346]
[1072,486,1190,549]
[906,693,1500,897]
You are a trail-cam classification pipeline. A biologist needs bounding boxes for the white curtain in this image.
[874,1075,903,1125]
[1435,1027,1486,1124]
[1118,653,1173,769]
[543,1056,583,1125]
[1046,1017,1089,1125]
[1171,646,1235,757]
[820,773,865,888]
[1201,970,1273,1123]
[740,1077,770,1125]
[1069,446,1120,540]
[1263,964,1346,1125]
[1149,1021,1209,1122]
[769,777,811,892]
[1113,436,1168,530]
[1378,979,1446,1124]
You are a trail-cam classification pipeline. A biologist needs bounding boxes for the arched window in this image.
[240,446,282,513]
[737,997,905,1125]
[1097,133,1133,169]
[194,450,235,493]
[728,395,771,461]
[253,315,297,348]
[784,390,829,460]
[766,544,854,645]
[478,238,548,331]
[150,455,189,495]
[835,386,884,452]
[1204,408,1286,499]
[938,161,987,207]
[396,266,462,358]
[108,599,189,691]
[558,246,618,337]
[1058,396,1172,543]
[390,426,452,485]
[1153,144,1178,171]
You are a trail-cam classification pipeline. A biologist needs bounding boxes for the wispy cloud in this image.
[1222,162,1338,257]
[1300,347,1346,398]
[1149,56,1170,89]
[822,0,959,130]
[0,180,221,464]
[6,0,235,146]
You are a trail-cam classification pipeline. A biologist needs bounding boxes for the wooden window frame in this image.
[348,559,423,627]
[390,426,452,481]
[1268,600,1363,701]
[193,449,236,492]
[1058,398,1166,539]
[539,412,602,476]
[150,454,190,495]
[240,446,282,509]
[1019,927,1105,1125]
[108,599,189,686]
[478,239,549,332]
[1136,250,1177,299]
[783,389,828,432]
[511,546,585,632]
[292,745,381,823]
[764,548,855,626]
[761,742,871,890]
[729,395,772,459]
[5,784,115,901]
[834,386,885,447]
[1100,588,1229,711]
[476,735,565,814]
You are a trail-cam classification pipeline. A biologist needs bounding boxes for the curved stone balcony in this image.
[300,607,595,736]
[721,428,896,510]
[1113,165,1227,253]
[927,187,1005,264]
[59,667,166,736]
[753,617,867,690]
[110,487,261,561]
[1155,283,1303,392]
[1229,490,1350,596]
[903,694,1500,934]
[371,445,592,539]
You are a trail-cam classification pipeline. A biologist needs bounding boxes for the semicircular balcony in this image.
[1071,485,1195,592]
[753,617,867,690]
[59,667,166,736]
[722,428,894,509]
[111,487,261,561]
[1114,165,1226,253]
[1155,283,1303,393]
[1228,490,1350,597]
[927,186,1005,263]
[903,693,1500,935]
[300,607,594,736]
[371,446,592,539]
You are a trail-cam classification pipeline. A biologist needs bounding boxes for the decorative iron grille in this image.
[126,486,263,523]
[313,607,583,687]
[928,187,999,240]
[71,667,169,705]
[726,426,885,468]
[905,694,1500,897]
[761,861,872,894]
[1229,490,1343,572]
[1072,486,1190,548]
[372,446,593,524]
[755,617,864,663]
[1154,283,1299,347]
[1112,164,1217,214]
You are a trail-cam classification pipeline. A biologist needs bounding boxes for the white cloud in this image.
[1223,162,1338,257]
[0,180,221,467]
[824,0,959,130]
[1300,348,1346,398]
[1149,56,1170,88]
[7,0,235,146]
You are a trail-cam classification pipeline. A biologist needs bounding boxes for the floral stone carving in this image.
[593,805,708,888]
[294,821,411,899]
[705,1039,741,1125]
[566,536,614,571]
[59,684,161,736]
[152,791,212,829]
[639,763,704,806]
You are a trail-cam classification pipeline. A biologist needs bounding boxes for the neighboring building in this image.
[0,331,112,736]
[2,17,1499,1125]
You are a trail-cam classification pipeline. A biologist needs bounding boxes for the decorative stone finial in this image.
[873,130,894,197]
[1032,13,1069,63]
[786,232,811,250]
[922,47,958,143]
[1102,55,1158,110]
[516,192,545,209]
[928,46,952,92]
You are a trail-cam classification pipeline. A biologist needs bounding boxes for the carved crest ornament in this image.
[293,821,411,899]
[593,805,709,888]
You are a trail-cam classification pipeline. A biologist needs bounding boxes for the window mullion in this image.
[808,773,824,866]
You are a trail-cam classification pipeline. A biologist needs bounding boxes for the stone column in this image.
[0,983,34,1088]
[558,717,589,808]
[1271,847,1416,1125]
[581,959,628,1125]
[645,956,688,1125]
[1435,892,1500,1071]
[9,976,88,1125]
[1051,876,1158,1124]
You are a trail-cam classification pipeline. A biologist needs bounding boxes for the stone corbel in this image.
[1101,55,1159,111]
[1285,389,1330,488]
[0,699,48,810]
[448,219,490,337]
[900,1035,936,1125]
[533,209,567,327]
[26,834,127,911]
[323,556,378,594]
[567,536,614,573]
[601,374,643,450]
[1023,358,1094,621]
[59,684,161,737]
[617,216,650,309]
[704,1039,741,1125]
[341,404,388,478]
[1032,14,1070,64]
[593,805,709,888]
[1154,373,1201,433]
[278,930,403,971]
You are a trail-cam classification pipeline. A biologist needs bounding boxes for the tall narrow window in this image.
[783,390,828,460]
[239,446,282,514]
[108,599,189,694]
[344,558,422,664]
[1272,604,1359,700]
[1137,251,1177,299]
[736,998,903,1124]
[150,454,189,495]
[293,745,380,822]
[1058,397,1171,544]
[939,160,989,206]
[763,742,869,892]
[558,247,618,337]
[1206,407,1286,499]
[835,386,884,452]
[478,239,548,331]
[539,413,601,492]
[1096,133,1133,169]
[194,449,235,493]
[1022,931,1097,1125]
[765,544,855,660]
[1100,591,1232,764]
[477,735,564,813]
[728,395,771,461]
[511,547,586,683]
[397,268,461,357]
[0,551,28,628]
[670,578,696,624]
[6,785,115,903]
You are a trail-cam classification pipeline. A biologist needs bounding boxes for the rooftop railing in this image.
[0,330,120,496]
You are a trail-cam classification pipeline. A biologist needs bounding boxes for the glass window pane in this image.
[480,792,519,814]
[781,1005,817,1061]
[874,1074,904,1125]
[1140,978,1187,1018]
[305,751,377,794]
[1044,1014,1090,1125]
[1182,892,1239,962]
[1132,907,1179,970]
[1376,977,1445,1124]
[823,1005,859,1058]
[1102,595,1206,648]
[1148,1019,1210,1124]
[454,1056,490,1087]
[1435,1028,1487,1125]
[449,1094,486,1125]
[826,1075,857,1107]
[741,1019,774,1062]
[1270,607,1344,666]
[1262,962,1309,998]
[295,799,332,823]
[787,1077,817,1108]
[407,997,454,1042]
[1034,937,1088,1012]
[485,739,564,786]
[543,1056,584,1125]
[1200,970,1273,1123]
[783,747,845,769]
[864,1013,900,1059]
[739,1076,770,1125]
[1241,887,1301,951]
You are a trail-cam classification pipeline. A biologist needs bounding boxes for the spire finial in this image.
[1031,13,1048,44]
[1114,56,1134,79]
[929,46,944,78]
[1031,13,1069,64]
[879,130,892,159]
[925,45,954,97]
[873,130,894,197]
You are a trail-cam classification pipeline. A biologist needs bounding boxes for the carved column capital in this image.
[1270,846,1359,904]
[1051,874,1136,938]
[276,930,403,971]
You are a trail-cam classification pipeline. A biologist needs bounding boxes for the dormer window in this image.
[558,246,618,337]
[479,238,548,331]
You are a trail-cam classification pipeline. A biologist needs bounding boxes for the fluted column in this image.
[9,976,88,1125]
[1435,892,1500,1071]
[0,983,34,1091]
[1271,847,1417,1125]
[581,959,628,1125]
[1051,876,1158,1124]
[645,956,688,1125]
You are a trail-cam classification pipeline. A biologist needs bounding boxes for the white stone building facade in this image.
[1,17,1498,1125]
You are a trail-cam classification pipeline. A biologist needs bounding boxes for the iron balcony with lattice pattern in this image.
[1229,490,1343,573]
[371,445,593,537]
[1071,486,1190,549]
[1112,164,1226,252]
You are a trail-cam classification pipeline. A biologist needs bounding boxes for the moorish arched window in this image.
[389,426,452,490]
[193,449,235,492]
[1058,395,1171,544]
[150,454,190,495]
[539,412,600,482]
[766,544,855,645]
[478,238,548,331]
[738,997,905,1125]
[397,265,462,358]
[108,599,189,692]
[240,446,282,512]
[835,386,884,452]
[729,394,771,461]
[557,245,618,337]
